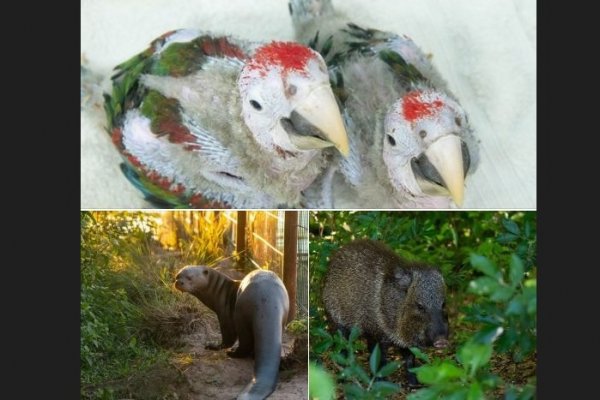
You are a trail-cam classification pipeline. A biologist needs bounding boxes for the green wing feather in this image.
[104,47,154,132]
[103,32,239,208]
[308,22,430,104]
[119,163,188,208]
[378,50,426,85]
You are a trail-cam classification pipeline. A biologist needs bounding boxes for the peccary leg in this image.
[337,325,351,338]
[400,347,420,388]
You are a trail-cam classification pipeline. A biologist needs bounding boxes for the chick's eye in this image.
[419,130,427,138]
[455,117,462,127]
[250,100,262,110]
[287,85,297,96]
[202,270,208,275]
[387,134,396,146]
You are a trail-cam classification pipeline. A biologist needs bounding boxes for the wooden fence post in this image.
[237,211,247,265]
[283,211,298,322]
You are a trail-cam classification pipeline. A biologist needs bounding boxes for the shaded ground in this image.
[170,314,308,400]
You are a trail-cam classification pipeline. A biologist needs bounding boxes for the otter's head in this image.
[174,265,213,294]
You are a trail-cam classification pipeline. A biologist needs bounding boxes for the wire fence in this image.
[297,211,309,318]
[223,210,308,318]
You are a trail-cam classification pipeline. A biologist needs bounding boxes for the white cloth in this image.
[81,0,536,209]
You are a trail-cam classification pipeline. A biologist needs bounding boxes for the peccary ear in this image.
[394,268,413,290]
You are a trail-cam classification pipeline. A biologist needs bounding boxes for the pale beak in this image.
[423,135,466,206]
[286,85,349,156]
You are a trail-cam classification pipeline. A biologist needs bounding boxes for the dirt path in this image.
[174,314,307,400]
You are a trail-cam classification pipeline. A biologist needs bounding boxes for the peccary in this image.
[322,239,449,386]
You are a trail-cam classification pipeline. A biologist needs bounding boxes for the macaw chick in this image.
[289,0,479,208]
[104,29,349,208]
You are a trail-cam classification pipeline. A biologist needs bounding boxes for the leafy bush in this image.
[467,253,537,362]
[81,212,168,389]
[309,211,537,399]
[402,251,536,399]
[80,211,228,398]
[312,326,401,399]
[407,335,535,400]
[288,317,309,334]
[407,338,536,400]
[310,211,536,292]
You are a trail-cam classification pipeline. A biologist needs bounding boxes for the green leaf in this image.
[339,367,354,380]
[470,254,500,279]
[352,364,371,385]
[479,371,503,388]
[458,342,493,377]
[451,226,458,247]
[468,277,501,295]
[524,278,536,288]
[509,255,525,286]
[309,363,335,400]
[517,384,536,400]
[414,361,465,385]
[410,347,431,363]
[524,220,532,238]
[516,243,529,258]
[527,297,537,314]
[502,219,521,235]
[343,382,366,398]
[444,390,470,400]
[369,344,381,375]
[497,233,519,244]
[313,339,332,354]
[371,381,401,396]
[313,327,332,338]
[467,382,484,400]
[506,297,525,315]
[348,326,361,343]
[473,326,504,344]
[505,388,517,400]
[490,285,515,302]
[330,352,348,366]
[407,387,442,400]
[376,361,401,378]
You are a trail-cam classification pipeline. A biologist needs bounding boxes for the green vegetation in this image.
[80,211,228,399]
[309,211,536,399]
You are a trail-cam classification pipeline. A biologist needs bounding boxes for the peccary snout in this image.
[396,267,449,350]
[426,307,450,348]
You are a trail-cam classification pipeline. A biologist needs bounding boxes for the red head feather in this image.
[247,41,316,76]
[402,90,444,122]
